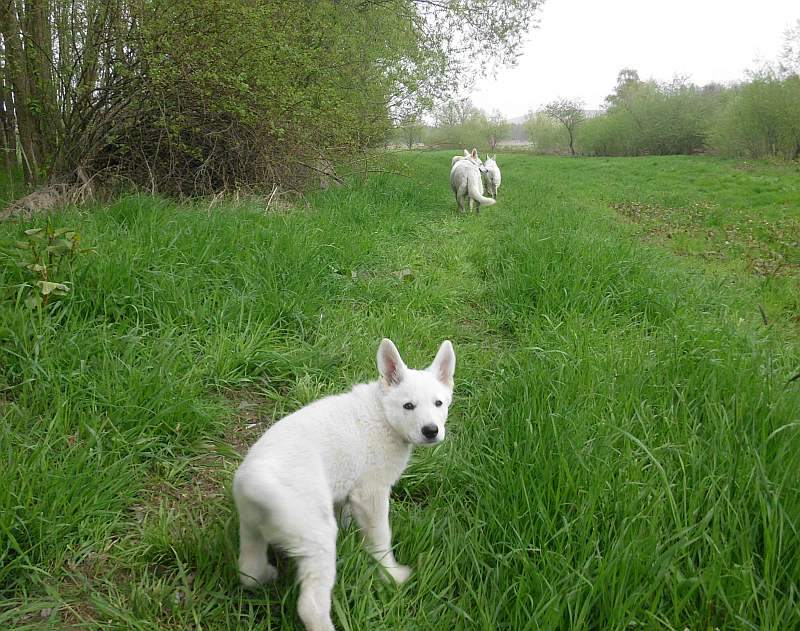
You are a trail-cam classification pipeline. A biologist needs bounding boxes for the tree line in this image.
[424,21,800,161]
[527,67,800,160]
[395,98,517,152]
[0,0,542,199]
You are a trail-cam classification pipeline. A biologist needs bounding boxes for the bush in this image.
[522,113,569,154]
[710,74,800,160]
[579,79,715,156]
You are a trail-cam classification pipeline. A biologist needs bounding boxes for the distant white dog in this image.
[450,148,496,213]
[451,148,470,167]
[234,339,456,631]
[482,155,501,199]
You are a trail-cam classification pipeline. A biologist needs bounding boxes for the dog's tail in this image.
[468,178,496,206]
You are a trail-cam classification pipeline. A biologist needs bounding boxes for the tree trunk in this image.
[0,41,18,171]
[1,1,40,184]
[25,0,62,165]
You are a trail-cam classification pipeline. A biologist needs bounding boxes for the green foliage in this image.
[542,98,585,155]
[710,73,800,160]
[428,100,511,151]
[484,110,512,150]
[577,67,799,160]
[115,0,412,192]
[393,115,426,149]
[577,110,639,155]
[522,111,569,153]
[430,98,486,148]
[580,77,715,156]
[7,222,94,309]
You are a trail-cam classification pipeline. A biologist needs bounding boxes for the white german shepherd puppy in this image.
[234,339,456,631]
[482,154,501,199]
[450,148,496,213]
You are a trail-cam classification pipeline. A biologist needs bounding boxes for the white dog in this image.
[451,148,470,167]
[482,155,501,199]
[233,339,456,631]
[450,148,496,213]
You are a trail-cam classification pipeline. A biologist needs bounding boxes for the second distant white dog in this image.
[450,148,496,213]
[482,154,501,199]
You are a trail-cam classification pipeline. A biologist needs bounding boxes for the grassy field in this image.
[1,152,798,630]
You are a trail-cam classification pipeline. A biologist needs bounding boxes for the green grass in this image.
[1,152,799,630]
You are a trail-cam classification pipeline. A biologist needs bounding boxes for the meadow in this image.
[1,152,798,630]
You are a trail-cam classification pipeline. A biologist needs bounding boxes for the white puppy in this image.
[482,154,501,199]
[233,339,456,631]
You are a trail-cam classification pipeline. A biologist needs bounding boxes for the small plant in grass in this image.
[12,221,94,308]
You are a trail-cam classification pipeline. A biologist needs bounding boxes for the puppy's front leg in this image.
[349,485,411,584]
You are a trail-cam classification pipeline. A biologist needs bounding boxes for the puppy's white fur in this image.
[234,339,456,631]
[482,154,501,199]
[450,148,496,213]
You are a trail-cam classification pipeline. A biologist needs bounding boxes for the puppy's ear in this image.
[471,148,478,159]
[377,339,406,386]
[428,340,455,389]
[463,148,470,157]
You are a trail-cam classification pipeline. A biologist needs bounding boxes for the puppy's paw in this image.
[239,564,278,589]
[385,564,412,585]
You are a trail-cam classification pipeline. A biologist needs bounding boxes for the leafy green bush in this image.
[579,79,717,156]
[710,74,800,159]
[522,112,569,153]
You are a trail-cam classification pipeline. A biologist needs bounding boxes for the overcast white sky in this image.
[470,0,799,120]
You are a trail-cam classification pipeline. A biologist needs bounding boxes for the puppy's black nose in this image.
[421,424,439,439]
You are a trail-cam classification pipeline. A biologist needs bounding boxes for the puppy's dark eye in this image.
[435,400,443,407]
[403,402,415,410]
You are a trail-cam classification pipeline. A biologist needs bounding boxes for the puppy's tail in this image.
[468,178,496,206]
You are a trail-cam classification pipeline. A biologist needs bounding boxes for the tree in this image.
[522,111,568,154]
[485,110,511,151]
[543,99,585,155]
[435,98,481,128]
[606,68,642,106]
[396,114,425,149]
[779,20,800,77]
[431,98,486,148]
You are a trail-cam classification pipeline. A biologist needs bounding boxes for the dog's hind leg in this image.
[454,191,464,213]
[238,516,278,588]
[234,476,279,588]
[461,189,471,214]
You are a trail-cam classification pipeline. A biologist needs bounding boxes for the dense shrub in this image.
[710,74,800,160]
[578,79,716,156]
